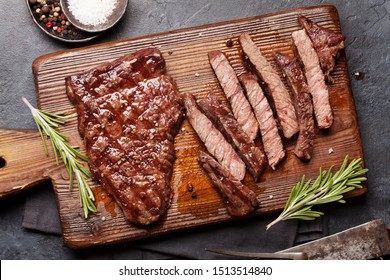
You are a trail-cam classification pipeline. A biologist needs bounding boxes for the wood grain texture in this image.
[0,129,57,198]
[1,5,366,248]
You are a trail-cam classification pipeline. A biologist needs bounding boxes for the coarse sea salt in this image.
[68,0,117,26]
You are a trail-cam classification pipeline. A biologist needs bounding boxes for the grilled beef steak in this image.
[197,92,266,181]
[208,50,259,141]
[239,73,285,170]
[292,29,333,129]
[183,93,246,181]
[199,152,259,217]
[274,52,315,161]
[298,15,346,83]
[65,48,184,225]
[239,32,299,139]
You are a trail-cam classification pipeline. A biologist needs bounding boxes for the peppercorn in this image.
[191,191,197,198]
[41,5,49,13]
[29,0,82,40]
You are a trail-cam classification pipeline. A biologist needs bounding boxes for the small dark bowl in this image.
[26,0,100,43]
[60,0,129,33]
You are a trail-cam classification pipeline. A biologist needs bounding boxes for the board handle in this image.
[0,128,57,199]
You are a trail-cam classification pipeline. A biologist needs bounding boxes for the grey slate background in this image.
[0,0,389,259]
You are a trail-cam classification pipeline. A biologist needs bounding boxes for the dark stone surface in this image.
[0,0,389,259]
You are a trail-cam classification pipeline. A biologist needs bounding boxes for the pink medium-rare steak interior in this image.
[208,50,259,141]
[274,52,315,161]
[298,15,346,83]
[239,73,285,170]
[292,30,333,129]
[183,93,246,181]
[197,91,266,181]
[239,32,299,139]
[65,48,184,225]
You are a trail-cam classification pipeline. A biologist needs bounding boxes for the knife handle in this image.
[0,128,57,199]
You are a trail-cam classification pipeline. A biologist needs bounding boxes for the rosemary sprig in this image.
[23,97,96,218]
[266,155,368,230]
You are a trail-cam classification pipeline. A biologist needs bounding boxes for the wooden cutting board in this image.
[0,5,366,248]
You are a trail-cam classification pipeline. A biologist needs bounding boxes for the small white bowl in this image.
[60,0,129,33]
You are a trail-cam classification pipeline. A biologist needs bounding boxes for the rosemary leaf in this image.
[23,97,96,218]
[266,155,367,230]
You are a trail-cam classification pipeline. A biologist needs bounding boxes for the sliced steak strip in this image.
[292,29,333,129]
[274,52,315,161]
[65,48,184,225]
[208,50,259,141]
[298,15,346,83]
[199,152,259,217]
[239,73,285,170]
[197,91,266,181]
[239,32,299,139]
[183,93,246,181]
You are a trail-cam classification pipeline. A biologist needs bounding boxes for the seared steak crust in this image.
[239,32,299,139]
[292,29,333,129]
[183,93,246,181]
[298,15,346,83]
[65,48,184,225]
[239,73,285,170]
[199,152,259,217]
[274,52,315,161]
[208,50,259,141]
[197,92,266,181]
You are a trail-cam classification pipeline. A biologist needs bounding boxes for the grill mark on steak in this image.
[199,151,259,217]
[239,73,285,170]
[208,50,259,141]
[183,93,246,181]
[65,48,184,225]
[65,48,166,138]
[292,29,333,129]
[298,15,346,83]
[197,91,267,181]
[274,52,315,161]
[239,32,299,139]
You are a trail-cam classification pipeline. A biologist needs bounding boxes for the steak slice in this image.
[197,91,266,181]
[183,93,246,181]
[65,48,184,225]
[298,15,346,83]
[239,32,299,139]
[292,29,333,129]
[274,52,315,161]
[208,50,259,141]
[239,73,285,170]
[199,152,259,217]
